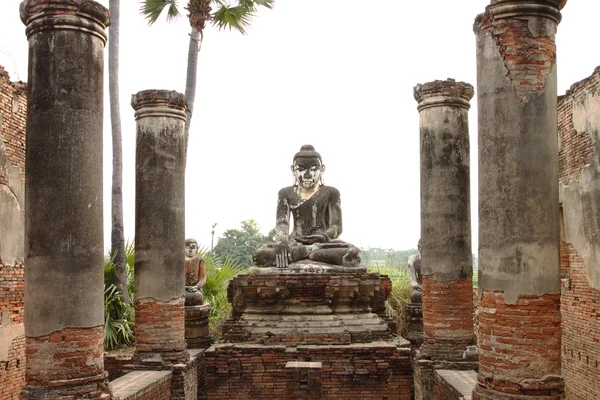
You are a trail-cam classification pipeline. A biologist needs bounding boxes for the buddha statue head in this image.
[291,144,325,190]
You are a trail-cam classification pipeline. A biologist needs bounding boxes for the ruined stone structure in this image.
[5,0,600,399]
[414,79,476,364]
[0,66,26,400]
[473,1,565,399]
[19,1,110,399]
[557,66,600,400]
[132,90,188,365]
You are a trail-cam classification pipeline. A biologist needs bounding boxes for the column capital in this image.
[413,79,474,112]
[131,90,188,121]
[489,0,564,25]
[20,0,110,43]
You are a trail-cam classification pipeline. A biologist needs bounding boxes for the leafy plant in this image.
[104,282,134,350]
[104,242,135,350]
[198,248,244,339]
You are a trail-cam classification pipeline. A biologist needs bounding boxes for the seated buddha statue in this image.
[252,145,361,268]
[184,238,206,305]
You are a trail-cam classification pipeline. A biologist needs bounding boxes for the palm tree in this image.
[108,0,129,305]
[141,0,275,160]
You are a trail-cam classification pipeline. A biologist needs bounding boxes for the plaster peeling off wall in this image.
[0,66,26,265]
[559,76,600,291]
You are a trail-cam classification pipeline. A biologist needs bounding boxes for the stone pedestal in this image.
[185,303,212,349]
[473,1,565,398]
[132,90,188,365]
[223,262,393,344]
[20,1,110,398]
[414,79,476,362]
[206,262,413,399]
[405,302,424,347]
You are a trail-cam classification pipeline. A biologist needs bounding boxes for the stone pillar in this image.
[473,1,565,399]
[132,90,188,365]
[20,1,109,399]
[414,79,476,363]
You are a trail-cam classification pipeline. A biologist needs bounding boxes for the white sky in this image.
[1,1,598,252]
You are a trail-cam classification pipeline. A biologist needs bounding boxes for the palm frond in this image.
[141,0,181,25]
[253,0,275,10]
[211,5,255,34]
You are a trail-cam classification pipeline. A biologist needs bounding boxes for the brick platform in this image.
[205,341,412,400]
[110,370,172,400]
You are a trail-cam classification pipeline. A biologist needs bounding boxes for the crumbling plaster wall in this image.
[0,65,26,400]
[0,66,25,266]
[558,66,600,400]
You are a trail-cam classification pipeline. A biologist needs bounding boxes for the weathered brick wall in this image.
[0,66,26,184]
[558,66,600,400]
[0,66,26,266]
[0,262,25,399]
[205,343,412,400]
[0,332,25,400]
[104,353,133,381]
[0,66,27,400]
[172,356,199,400]
[561,246,600,400]
[0,263,24,325]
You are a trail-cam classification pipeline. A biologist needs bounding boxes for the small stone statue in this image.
[185,238,206,306]
[407,240,422,304]
[253,144,361,268]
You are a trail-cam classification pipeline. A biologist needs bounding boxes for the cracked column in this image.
[473,1,566,399]
[132,90,188,365]
[20,1,109,399]
[414,80,476,364]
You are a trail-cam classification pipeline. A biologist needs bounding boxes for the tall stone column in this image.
[414,80,476,363]
[132,90,188,365]
[20,1,109,399]
[473,1,566,399]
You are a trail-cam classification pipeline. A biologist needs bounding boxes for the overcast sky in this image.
[1,1,598,252]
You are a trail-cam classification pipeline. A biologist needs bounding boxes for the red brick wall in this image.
[0,333,25,400]
[0,66,26,186]
[0,262,25,400]
[205,343,412,400]
[557,66,600,400]
[0,263,24,325]
[561,247,600,400]
[0,66,27,400]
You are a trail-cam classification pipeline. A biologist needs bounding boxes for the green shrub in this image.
[369,264,413,337]
[103,243,135,350]
[198,249,244,340]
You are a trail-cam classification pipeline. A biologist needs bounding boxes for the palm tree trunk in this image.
[184,28,200,163]
[109,0,130,305]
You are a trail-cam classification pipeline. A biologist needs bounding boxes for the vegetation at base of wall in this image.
[199,249,244,340]
[369,264,413,337]
[104,242,135,350]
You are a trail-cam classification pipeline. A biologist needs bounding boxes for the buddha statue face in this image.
[185,238,199,257]
[293,157,324,189]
